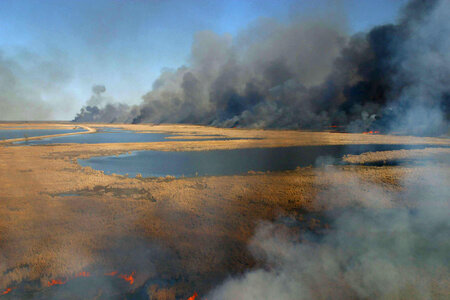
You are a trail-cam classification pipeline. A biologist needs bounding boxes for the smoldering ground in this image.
[73,0,449,136]
[0,193,178,299]
[209,159,450,300]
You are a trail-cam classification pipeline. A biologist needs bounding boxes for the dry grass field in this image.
[0,123,448,299]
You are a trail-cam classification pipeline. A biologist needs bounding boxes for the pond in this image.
[0,128,86,140]
[78,144,435,178]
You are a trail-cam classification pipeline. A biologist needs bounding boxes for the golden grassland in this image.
[0,123,449,298]
[343,147,450,164]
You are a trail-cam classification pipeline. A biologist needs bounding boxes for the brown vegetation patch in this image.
[343,147,450,165]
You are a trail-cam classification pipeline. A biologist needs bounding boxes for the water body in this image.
[0,128,86,140]
[16,130,252,145]
[78,144,436,178]
[19,131,173,144]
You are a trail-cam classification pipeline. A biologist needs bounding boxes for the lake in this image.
[78,144,435,178]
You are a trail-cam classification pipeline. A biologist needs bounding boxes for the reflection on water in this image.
[79,144,435,178]
[0,128,86,140]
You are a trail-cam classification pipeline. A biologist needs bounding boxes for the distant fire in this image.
[1,287,15,295]
[3,275,202,299]
[46,270,135,288]
[118,271,135,285]
[363,130,380,134]
[47,279,67,287]
[187,292,198,300]
[104,271,118,276]
[1,271,135,296]
[0,271,135,298]
[75,271,91,277]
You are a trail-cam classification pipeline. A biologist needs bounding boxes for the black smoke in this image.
[73,0,449,135]
[73,85,135,123]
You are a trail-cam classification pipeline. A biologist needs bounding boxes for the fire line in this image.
[46,271,135,287]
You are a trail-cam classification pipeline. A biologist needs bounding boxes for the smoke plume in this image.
[87,85,106,107]
[209,158,450,299]
[73,0,449,135]
[73,84,134,123]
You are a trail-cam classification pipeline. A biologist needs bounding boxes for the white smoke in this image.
[209,159,450,299]
[385,0,450,136]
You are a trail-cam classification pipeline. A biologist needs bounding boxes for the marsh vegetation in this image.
[0,123,448,299]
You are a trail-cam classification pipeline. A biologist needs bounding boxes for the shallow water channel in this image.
[0,128,86,140]
[15,128,247,145]
[19,131,174,144]
[78,144,434,178]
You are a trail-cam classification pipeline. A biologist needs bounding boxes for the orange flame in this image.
[118,271,135,285]
[187,292,198,300]
[46,270,135,288]
[362,130,380,134]
[47,279,67,287]
[74,271,91,278]
[1,287,16,295]
[104,271,118,276]
[4,270,136,296]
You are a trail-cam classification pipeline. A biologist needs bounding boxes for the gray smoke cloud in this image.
[382,0,450,136]
[73,0,449,136]
[0,49,73,120]
[87,84,107,107]
[209,159,450,299]
[132,17,346,127]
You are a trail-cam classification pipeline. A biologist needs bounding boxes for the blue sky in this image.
[0,0,408,119]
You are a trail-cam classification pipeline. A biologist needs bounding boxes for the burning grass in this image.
[0,123,448,299]
[46,270,135,287]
